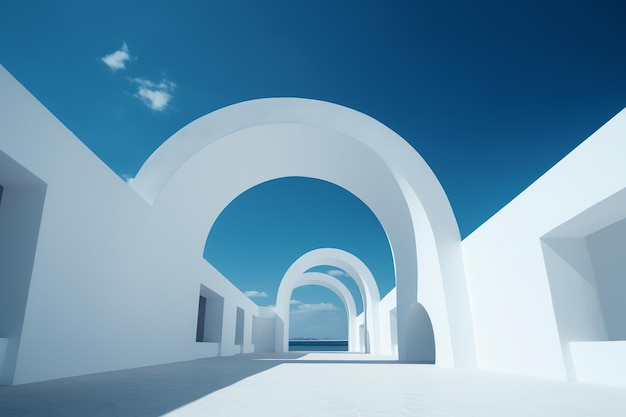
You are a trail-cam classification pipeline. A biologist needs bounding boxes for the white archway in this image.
[291,272,360,352]
[276,249,379,353]
[131,98,475,366]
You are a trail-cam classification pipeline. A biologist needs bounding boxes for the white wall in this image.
[377,289,398,357]
[3,62,625,387]
[252,307,277,353]
[462,107,626,381]
[0,66,259,385]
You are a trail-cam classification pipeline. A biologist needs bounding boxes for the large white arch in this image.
[292,272,360,352]
[131,98,475,365]
[276,249,380,353]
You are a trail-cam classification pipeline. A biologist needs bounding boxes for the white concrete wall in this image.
[462,107,626,381]
[378,289,398,357]
[252,307,277,353]
[570,341,626,388]
[3,62,625,387]
[0,66,259,385]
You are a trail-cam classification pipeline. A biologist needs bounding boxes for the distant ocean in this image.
[288,340,348,352]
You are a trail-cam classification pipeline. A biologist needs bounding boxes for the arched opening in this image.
[132,98,474,365]
[202,177,394,310]
[276,248,380,354]
[288,272,361,352]
[289,286,349,352]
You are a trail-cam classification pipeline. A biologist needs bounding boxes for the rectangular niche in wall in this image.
[0,151,47,385]
[586,217,626,341]
[235,307,244,346]
[195,285,224,343]
[542,188,626,346]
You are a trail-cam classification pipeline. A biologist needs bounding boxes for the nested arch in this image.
[276,248,380,353]
[131,98,475,366]
[292,272,360,352]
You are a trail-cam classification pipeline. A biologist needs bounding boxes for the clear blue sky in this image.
[2,1,625,339]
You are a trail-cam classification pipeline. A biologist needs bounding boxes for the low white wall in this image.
[570,341,626,388]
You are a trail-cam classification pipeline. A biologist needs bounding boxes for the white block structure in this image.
[1,65,625,388]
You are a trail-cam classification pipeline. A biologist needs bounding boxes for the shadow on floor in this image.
[0,352,420,416]
[0,353,312,417]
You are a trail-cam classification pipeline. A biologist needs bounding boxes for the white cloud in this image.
[130,78,176,111]
[121,174,134,184]
[290,303,339,316]
[245,290,269,298]
[290,299,303,305]
[327,269,348,277]
[101,42,133,71]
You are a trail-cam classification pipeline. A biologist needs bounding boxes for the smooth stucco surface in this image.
[1,353,625,417]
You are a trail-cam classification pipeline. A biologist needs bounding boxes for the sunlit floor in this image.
[1,352,625,416]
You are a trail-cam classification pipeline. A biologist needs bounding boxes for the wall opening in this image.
[203,176,395,307]
[196,285,224,343]
[288,286,348,351]
[541,188,626,385]
[542,189,626,345]
[587,218,626,341]
[235,307,245,345]
[0,151,47,385]
[196,296,206,342]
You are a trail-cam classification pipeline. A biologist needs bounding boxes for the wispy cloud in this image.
[101,42,133,71]
[290,299,303,305]
[290,303,339,316]
[101,43,176,113]
[327,269,348,277]
[130,78,176,111]
[245,290,269,298]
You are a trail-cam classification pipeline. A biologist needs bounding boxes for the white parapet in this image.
[570,341,626,388]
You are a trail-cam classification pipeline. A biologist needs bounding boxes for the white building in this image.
[1,65,624,388]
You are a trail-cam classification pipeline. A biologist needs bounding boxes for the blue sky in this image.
[1,1,625,339]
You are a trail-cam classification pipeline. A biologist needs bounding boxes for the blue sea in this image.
[288,340,348,352]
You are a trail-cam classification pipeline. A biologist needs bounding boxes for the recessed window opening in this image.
[0,151,47,385]
[235,307,245,345]
[542,188,626,346]
[195,285,224,343]
[195,296,206,342]
[586,218,626,341]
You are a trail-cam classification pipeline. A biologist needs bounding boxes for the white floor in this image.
[1,352,625,416]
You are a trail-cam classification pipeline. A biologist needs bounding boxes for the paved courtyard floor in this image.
[1,352,625,416]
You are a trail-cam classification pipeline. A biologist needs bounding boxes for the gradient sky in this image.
[1,1,625,339]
